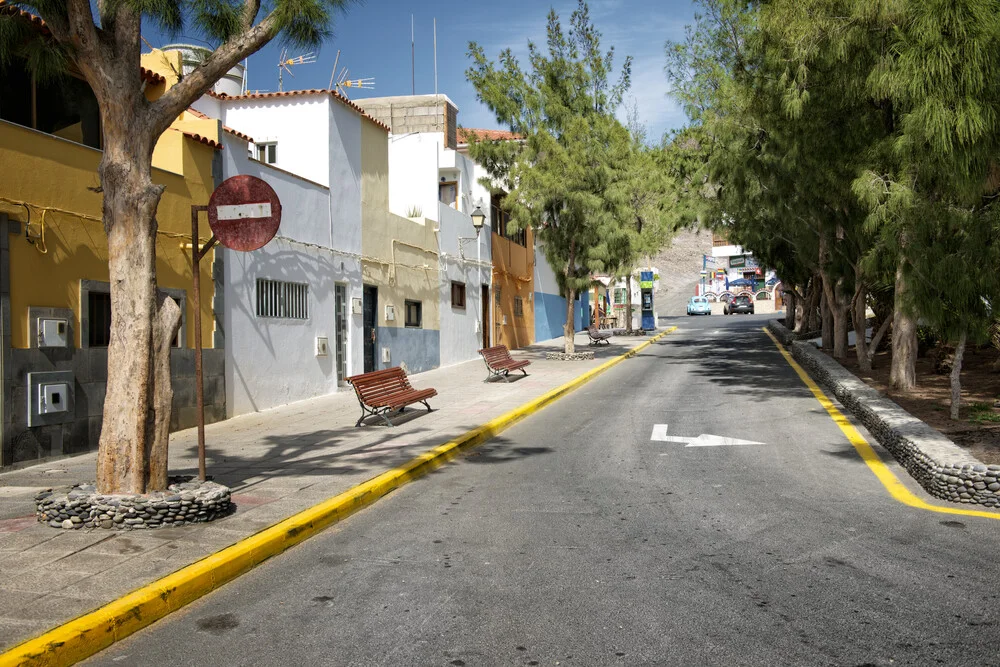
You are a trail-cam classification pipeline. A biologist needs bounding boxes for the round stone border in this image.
[35,477,233,530]
[546,351,596,361]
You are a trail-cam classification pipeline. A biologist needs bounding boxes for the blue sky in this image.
[147,0,697,141]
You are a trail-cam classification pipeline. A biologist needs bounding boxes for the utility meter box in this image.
[38,318,69,348]
[315,336,329,357]
[27,371,75,427]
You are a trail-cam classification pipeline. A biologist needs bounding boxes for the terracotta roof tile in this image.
[186,107,254,143]
[209,89,390,132]
[174,128,222,151]
[0,0,50,35]
[457,128,523,144]
[140,67,165,85]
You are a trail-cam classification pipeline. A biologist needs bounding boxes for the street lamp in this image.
[459,199,487,260]
[470,202,486,235]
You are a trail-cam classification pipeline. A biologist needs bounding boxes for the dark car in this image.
[724,295,754,315]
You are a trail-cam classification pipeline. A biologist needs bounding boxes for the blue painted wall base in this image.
[376,327,440,374]
[534,291,590,342]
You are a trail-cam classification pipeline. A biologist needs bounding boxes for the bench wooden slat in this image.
[478,345,531,382]
[347,366,436,426]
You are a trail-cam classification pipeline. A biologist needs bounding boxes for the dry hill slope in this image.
[646,228,713,317]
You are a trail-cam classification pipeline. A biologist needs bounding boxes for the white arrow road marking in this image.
[650,424,765,448]
[683,434,764,447]
[216,202,272,220]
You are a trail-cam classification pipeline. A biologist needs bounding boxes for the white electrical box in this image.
[38,318,68,347]
[27,371,75,427]
[315,336,329,357]
[352,298,363,314]
[385,304,395,321]
[502,315,508,325]
[381,347,391,363]
[39,383,69,414]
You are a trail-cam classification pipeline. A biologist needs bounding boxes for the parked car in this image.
[724,294,754,315]
[686,296,711,316]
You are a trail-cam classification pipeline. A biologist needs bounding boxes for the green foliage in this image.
[668,0,1000,356]
[465,1,638,301]
[968,402,1000,424]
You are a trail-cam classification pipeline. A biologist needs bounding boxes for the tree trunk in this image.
[784,288,796,331]
[625,273,634,333]
[821,293,833,351]
[805,277,822,331]
[950,328,967,420]
[889,263,918,392]
[95,155,181,495]
[853,275,873,372]
[563,240,577,354]
[564,286,576,354]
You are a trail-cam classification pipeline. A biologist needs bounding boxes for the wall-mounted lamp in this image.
[470,202,486,236]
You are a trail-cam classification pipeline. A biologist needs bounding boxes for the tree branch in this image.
[243,0,262,28]
[64,0,100,58]
[147,13,278,136]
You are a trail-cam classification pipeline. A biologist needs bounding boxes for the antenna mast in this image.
[277,49,317,92]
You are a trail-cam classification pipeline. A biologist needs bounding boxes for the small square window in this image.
[405,300,422,328]
[256,142,277,164]
[451,282,466,309]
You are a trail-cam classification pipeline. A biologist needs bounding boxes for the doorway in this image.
[334,284,347,384]
[481,284,490,349]
[363,285,377,373]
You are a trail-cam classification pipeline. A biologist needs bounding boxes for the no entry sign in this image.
[207,175,282,251]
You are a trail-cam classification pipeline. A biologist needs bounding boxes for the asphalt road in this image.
[88,314,1000,667]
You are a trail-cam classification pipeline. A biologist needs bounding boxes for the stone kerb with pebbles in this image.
[546,351,596,361]
[35,478,232,530]
[767,319,1000,508]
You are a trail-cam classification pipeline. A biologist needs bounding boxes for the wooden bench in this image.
[587,325,613,346]
[478,345,531,383]
[346,366,437,427]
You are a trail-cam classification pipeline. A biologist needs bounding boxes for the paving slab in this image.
[0,332,658,653]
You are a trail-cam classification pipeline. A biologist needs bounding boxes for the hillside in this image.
[648,228,713,316]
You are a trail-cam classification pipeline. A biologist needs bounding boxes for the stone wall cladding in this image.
[767,319,1000,507]
[35,478,232,530]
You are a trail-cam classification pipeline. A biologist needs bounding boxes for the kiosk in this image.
[640,271,656,332]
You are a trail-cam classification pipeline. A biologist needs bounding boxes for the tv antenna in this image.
[326,50,375,98]
[277,49,316,91]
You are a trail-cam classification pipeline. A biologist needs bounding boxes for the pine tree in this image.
[465,0,633,353]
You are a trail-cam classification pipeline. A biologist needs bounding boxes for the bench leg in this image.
[521,368,528,377]
[420,400,433,413]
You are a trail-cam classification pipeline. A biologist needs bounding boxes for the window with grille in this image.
[514,296,524,317]
[451,282,466,309]
[256,279,309,319]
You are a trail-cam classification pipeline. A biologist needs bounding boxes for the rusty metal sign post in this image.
[189,175,282,481]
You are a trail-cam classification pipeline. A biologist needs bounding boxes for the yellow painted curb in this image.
[0,328,676,667]
[763,327,1000,521]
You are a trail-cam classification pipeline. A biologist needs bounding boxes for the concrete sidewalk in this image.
[0,331,659,652]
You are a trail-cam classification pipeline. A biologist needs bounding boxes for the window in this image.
[451,282,466,309]
[491,192,526,246]
[495,285,502,305]
[439,181,457,208]
[255,142,277,164]
[514,296,524,317]
[405,300,422,328]
[256,279,308,319]
[87,291,112,347]
[1,57,102,149]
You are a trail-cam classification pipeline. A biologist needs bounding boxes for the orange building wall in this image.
[491,228,535,350]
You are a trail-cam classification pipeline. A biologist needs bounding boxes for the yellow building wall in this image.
[359,120,439,331]
[491,229,535,349]
[0,120,217,350]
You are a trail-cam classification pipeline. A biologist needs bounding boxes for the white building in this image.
[188,90,377,416]
[357,95,492,367]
